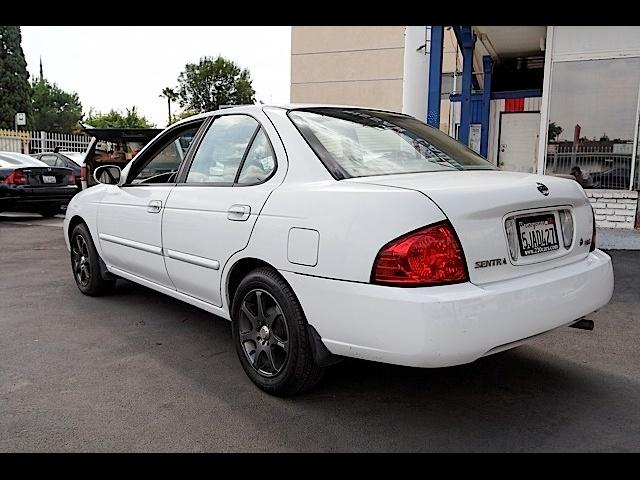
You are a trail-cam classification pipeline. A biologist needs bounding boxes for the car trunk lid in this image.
[345,170,595,285]
[21,167,74,187]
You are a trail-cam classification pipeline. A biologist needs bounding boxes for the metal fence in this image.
[0,129,91,155]
[546,142,636,190]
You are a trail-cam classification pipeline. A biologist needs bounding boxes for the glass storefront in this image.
[545,58,640,190]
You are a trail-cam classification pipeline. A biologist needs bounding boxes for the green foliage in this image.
[31,78,83,133]
[0,26,32,129]
[548,122,563,142]
[168,108,199,125]
[176,56,255,113]
[85,106,155,128]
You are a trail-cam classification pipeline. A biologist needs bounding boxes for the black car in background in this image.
[0,152,77,217]
[32,151,83,189]
[590,166,632,190]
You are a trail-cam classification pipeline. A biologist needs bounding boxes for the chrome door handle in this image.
[227,204,251,221]
[147,200,162,213]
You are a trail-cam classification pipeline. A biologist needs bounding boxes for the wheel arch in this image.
[67,215,87,242]
[225,257,278,310]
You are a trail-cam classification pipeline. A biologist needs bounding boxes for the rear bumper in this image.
[0,186,77,210]
[281,250,614,368]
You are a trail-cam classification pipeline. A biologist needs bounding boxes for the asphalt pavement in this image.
[1,213,639,452]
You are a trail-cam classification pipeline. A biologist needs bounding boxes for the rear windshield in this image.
[288,108,495,179]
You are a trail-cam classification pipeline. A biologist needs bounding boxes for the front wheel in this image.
[70,223,116,296]
[231,267,324,396]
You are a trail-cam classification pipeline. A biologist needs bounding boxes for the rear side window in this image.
[237,128,275,185]
[289,108,495,179]
[185,114,275,185]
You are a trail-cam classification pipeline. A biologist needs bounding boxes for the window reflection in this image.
[545,58,640,189]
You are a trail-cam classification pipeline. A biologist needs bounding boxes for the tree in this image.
[160,87,178,126]
[85,106,155,128]
[168,107,199,125]
[548,122,563,142]
[0,26,32,129]
[175,56,255,113]
[31,78,83,133]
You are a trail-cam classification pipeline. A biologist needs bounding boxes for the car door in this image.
[97,121,204,287]
[162,112,284,306]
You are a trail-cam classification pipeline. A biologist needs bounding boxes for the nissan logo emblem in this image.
[536,183,549,196]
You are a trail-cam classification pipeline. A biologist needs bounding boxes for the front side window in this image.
[128,125,200,184]
[186,115,260,184]
[289,108,495,179]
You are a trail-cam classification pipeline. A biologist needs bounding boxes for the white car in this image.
[63,105,614,395]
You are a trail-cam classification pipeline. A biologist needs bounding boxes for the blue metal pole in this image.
[480,55,492,158]
[426,26,444,128]
[458,26,475,146]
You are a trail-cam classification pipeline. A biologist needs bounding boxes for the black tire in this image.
[231,267,324,396]
[70,223,116,296]
[38,206,59,218]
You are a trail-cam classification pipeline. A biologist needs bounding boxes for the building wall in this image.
[290,26,405,111]
[552,26,640,61]
[587,189,638,229]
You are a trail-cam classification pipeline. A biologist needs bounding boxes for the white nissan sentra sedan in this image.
[64,105,614,395]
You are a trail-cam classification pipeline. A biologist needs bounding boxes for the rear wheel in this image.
[38,206,59,218]
[70,223,116,296]
[231,267,324,396]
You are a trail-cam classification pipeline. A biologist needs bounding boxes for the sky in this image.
[20,26,292,128]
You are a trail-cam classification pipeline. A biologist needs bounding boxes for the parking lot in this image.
[1,213,639,452]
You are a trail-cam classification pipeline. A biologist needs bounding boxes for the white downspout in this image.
[402,26,429,121]
[537,26,554,175]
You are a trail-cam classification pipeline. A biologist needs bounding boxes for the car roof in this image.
[169,103,406,128]
[0,151,49,168]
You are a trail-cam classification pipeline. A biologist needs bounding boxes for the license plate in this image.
[516,213,559,257]
[42,175,57,184]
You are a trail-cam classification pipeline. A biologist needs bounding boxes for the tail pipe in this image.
[570,318,594,331]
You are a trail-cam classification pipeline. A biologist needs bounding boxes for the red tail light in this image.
[80,165,87,182]
[67,172,76,185]
[372,221,468,287]
[590,206,596,252]
[2,169,27,185]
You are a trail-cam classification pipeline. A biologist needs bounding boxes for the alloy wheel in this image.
[238,289,290,377]
[71,234,91,287]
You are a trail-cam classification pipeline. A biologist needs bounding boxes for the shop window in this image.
[545,58,640,190]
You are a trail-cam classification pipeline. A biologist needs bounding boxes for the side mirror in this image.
[93,165,122,185]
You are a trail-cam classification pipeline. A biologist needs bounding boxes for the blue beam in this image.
[458,26,475,146]
[449,89,542,102]
[426,26,444,128]
[480,55,492,158]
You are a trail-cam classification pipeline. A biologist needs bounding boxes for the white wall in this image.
[552,26,640,61]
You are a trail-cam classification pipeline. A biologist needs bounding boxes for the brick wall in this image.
[586,189,638,229]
